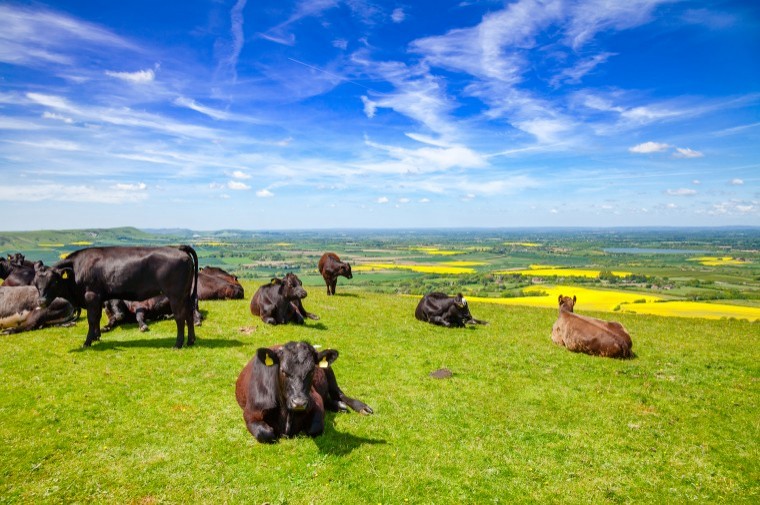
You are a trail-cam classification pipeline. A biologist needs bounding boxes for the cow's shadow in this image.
[303,322,328,331]
[312,413,386,456]
[331,293,360,298]
[68,334,245,352]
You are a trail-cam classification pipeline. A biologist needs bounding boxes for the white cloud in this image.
[361,96,377,118]
[228,181,250,190]
[42,111,73,123]
[256,189,274,197]
[692,180,701,185]
[216,0,248,82]
[674,147,703,158]
[105,68,155,83]
[377,196,389,204]
[398,197,410,204]
[629,141,670,153]
[0,184,147,203]
[420,198,430,203]
[666,188,697,196]
[113,182,147,191]
[391,8,405,23]
[231,170,251,179]
[333,39,348,50]
[731,178,744,185]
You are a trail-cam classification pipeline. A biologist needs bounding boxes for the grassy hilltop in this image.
[1,282,758,504]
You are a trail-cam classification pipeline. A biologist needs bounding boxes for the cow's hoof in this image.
[139,327,149,332]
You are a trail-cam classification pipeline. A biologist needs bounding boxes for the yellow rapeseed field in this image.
[354,263,476,274]
[465,285,759,321]
[410,247,463,256]
[504,242,541,247]
[70,241,93,246]
[496,264,633,278]
[688,256,747,266]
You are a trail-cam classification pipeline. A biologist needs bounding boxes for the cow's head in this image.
[253,341,338,412]
[9,253,27,267]
[279,273,308,300]
[33,263,75,307]
[452,293,477,323]
[0,257,10,279]
[340,262,353,279]
[558,294,576,313]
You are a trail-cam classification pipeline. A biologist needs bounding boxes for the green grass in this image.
[1,282,758,504]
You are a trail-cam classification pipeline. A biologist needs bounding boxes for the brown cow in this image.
[551,295,633,358]
[317,253,352,296]
[235,341,373,443]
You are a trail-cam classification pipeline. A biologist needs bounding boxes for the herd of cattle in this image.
[1,245,633,443]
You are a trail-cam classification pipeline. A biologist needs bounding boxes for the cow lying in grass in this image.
[235,341,373,443]
[250,273,319,325]
[551,294,633,358]
[0,285,79,333]
[415,292,487,327]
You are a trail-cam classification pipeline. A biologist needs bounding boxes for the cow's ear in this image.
[558,294,563,304]
[256,347,279,367]
[60,267,74,280]
[572,295,576,303]
[270,278,281,285]
[34,261,44,272]
[317,349,339,368]
[251,348,279,411]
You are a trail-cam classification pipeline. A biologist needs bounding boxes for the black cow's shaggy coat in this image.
[414,292,488,327]
[249,273,318,324]
[33,246,198,348]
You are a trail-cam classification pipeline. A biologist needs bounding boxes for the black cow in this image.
[317,252,352,296]
[0,285,79,333]
[250,273,319,325]
[235,340,373,443]
[0,255,36,286]
[414,292,488,327]
[103,296,173,333]
[32,246,198,348]
[198,269,244,300]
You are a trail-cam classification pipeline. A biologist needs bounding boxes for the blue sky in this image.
[1,0,758,231]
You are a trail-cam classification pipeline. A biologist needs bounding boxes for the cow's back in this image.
[553,311,632,358]
[318,253,341,275]
[66,246,194,300]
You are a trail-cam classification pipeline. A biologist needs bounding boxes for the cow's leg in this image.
[324,278,331,296]
[428,315,451,327]
[294,300,319,321]
[307,393,326,437]
[185,299,196,346]
[84,292,102,346]
[134,309,149,332]
[247,421,277,443]
[324,367,373,415]
[329,280,337,296]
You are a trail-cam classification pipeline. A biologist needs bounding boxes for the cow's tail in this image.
[179,245,199,301]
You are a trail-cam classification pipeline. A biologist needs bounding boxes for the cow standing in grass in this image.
[235,340,373,443]
[551,294,633,358]
[32,246,198,348]
[317,253,352,296]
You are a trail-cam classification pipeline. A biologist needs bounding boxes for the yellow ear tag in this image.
[62,271,69,280]
[264,355,274,367]
[319,357,329,368]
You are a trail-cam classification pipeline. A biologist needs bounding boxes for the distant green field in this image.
[1,283,758,503]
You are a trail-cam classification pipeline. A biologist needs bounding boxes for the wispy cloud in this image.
[256,189,274,197]
[105,68,155,84]
[666,188,697,196]
[216,0,248,82]
[673,147,703,158]
[228,181,250,190]
[629,141,670,153]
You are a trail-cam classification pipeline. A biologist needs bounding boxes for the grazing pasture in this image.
[1,282,757,503]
